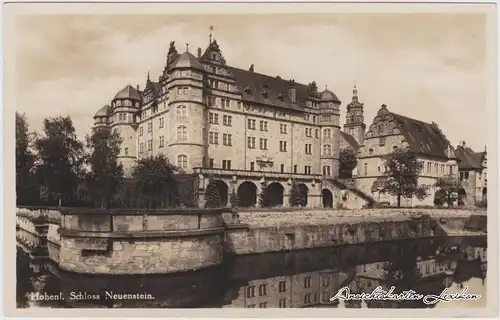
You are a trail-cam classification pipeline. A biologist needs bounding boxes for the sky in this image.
[15,13,490,152]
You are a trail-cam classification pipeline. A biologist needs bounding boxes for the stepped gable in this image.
[340,131,360,150]
[390,112,452,158]
[227,66,340,111]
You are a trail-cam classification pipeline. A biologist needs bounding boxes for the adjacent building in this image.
[355,104,459,207]
[453,142,487,205]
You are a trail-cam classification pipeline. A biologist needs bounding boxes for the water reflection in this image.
[17,236,487,308]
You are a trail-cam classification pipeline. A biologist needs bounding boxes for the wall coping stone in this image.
[58,227,225,239]
[59,207,232,216]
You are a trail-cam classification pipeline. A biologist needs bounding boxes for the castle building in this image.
[453,142,487,205]
[355,104,459,207]
[93,36,352,208]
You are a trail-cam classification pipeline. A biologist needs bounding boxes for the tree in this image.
[204,179,222,208]
[258,181,272,207]
[289,180,305,207]
[339,148,358,178]
[33,116,85,206]
[176,173,198,208]
[15,113,37,205]
[382,148,428,208]
[132,155,180,208]
[230,189,239,208]
[434,174,462,207]
[85,127,124,209]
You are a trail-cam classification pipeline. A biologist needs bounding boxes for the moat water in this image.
[17,236,487,309]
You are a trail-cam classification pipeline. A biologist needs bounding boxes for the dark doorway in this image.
[237,181,257,207]
[263,182,284,207]
[322,189,333,208]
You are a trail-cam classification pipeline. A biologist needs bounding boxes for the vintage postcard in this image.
[3,1,498,318]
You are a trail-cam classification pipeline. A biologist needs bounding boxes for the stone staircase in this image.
[332,178,378,207]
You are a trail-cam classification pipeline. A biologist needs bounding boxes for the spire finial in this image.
[209,25,214,44]
[352,81,358,101]
[186,43,189,52]
[147,71,150,81]
[325,84,328,90]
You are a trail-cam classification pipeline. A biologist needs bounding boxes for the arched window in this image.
[323,165,331,176]
[177,125,187,141]
[177,154,188,169]
[176,105,187,117]
[323,144,332,156]
[323,129,331,138]
[116,100,121,107]
[124,99,131,107]
[369,148,374,155]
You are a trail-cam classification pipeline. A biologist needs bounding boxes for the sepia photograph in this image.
[4,2,497,318]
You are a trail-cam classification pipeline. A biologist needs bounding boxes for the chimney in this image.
[197,47,201,58]
[249,64,254,72]
[288,79,296,104]
[136,84,140,91]
[462,141,466,147]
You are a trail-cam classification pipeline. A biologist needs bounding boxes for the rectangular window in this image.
[222,159,232,170]
[278,281,286,293]
[305,144,312,155]
[304,293,311,304]
[259,302,267,308]
[259,284,267,296]
[177,87,182,95]
[183,87,188,94]
[246,286,255,298]
[139,142,144,153]
[223,115,232,126]
[250,162,255,171]
[280,164,285,173]
[247,137,256,149]
[209,112,219,124]
[209,132,219,144]
[279,141,287,152]
[148,122,152,133]
[323,165,331,176]
[280,124,288,134]
[315,129,319,138]
[279,299,287,308]
[124,148,128,156]
[305,128,312,138]
[304,166,311,175]
[209,158,214,168]
[223,133,232,146]
[259,120,268,131]
[147,140,152,151]
[159,117,164,128]
[364,163,368,176]
[139,126,143,136]
[247,119,256,130]
[259,138,268,150]
[294,165,298,173]
[159,136,164,148]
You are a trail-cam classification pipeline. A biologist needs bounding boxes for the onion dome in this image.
[114,84,142,101]
[93,104,111,118]
[170,51,204,71]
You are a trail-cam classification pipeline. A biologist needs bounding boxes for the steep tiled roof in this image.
[171,51,204,71]
[94,105,111,118]
[454,147,484,170]
[340,131,360,150]
[320,89,340,102]
[228,66,341,110]
[114,85,142,101]
[390,112,452,158]
[143,79,162,98]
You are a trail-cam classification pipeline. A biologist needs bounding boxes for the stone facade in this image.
[91,37,372,209]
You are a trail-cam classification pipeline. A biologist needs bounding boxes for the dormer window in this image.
[244,86,252,94]
[261,91,268,98]
[277,93,284,101]
[212,54,216,60]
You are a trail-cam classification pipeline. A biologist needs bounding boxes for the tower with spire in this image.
[343,83,366,145]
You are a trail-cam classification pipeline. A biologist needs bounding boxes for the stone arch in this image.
[322,189,333,208]
[206,179,229,207]
[237,181,257,207]
[298,183,309,207]
[263,182,285,207]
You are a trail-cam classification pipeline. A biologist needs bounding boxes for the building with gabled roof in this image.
[92,33,351,208]
[354,104,459,207]
[454,142,487,205]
